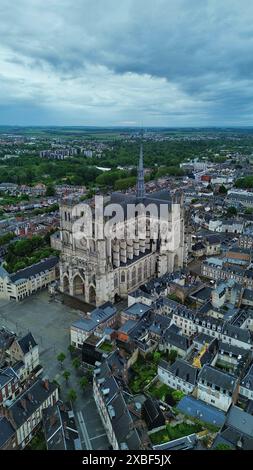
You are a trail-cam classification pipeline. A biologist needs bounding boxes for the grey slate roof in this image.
[109,392,142,450]
[159,358,198,385]
[17,332,37,354]
[214,427,253,450]
[42,403,80,450]
[9,379,57,429]
[243,288,253,302]
[10,256,58,282]
[222,323,252,344]
[0,367,19,388]
[0,416,15,448]
[241,364,253,391]
[163,324,191,351]
[198,365,237,393]
[193,333,214,346]
[149,314,171,335]
[219,341,249,359]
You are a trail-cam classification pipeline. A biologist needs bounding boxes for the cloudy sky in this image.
[0,0,253,126]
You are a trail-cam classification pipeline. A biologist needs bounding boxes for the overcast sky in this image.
[1,0,253,126]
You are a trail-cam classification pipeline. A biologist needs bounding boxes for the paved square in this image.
[0,291,109,449]
[0,291,80,378]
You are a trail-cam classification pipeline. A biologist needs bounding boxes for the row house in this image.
[7,332,41,382]
[197,365,238,412]
[239,234,253,250]
[0,256,59,301]
[0,367,20,406]
[160,324,193,357]
[0,378,58,449]
[240,364,253,401]
[201,260,253,289]
[158,358,198,394]
[93,352,143,450]
[170,300,253,351]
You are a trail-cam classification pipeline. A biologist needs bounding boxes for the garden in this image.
[148,380,185,406]
[150,421,203,445]
[129,357,157,394]
[99,341,114,353]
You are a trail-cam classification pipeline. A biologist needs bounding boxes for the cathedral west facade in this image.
[57,145,185,306]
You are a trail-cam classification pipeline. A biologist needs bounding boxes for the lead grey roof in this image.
[124,302,151,318]
[226,406,253,438]
[72,302,117,332]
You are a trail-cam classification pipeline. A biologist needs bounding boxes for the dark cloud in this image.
[0,0,253,125]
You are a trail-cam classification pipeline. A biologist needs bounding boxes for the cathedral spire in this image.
[136,141,145,199]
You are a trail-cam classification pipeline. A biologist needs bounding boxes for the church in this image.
[57,144,185,306]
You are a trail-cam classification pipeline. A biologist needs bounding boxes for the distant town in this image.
[0,126,253,451]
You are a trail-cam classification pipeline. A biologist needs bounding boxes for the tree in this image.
[63,370,71,384]
[114,176,136,191]
[153,351,161,364]
[214,443,233,450]
[79,376,89,391]
[168,349,177,364]
[0,232,15,247]
[72,358,81,370]
[235,176,253,189]
[85,367,93,383]
[57,352,66,369]
[218,184,227,194]
[68,389,77,403]
[46,184,56,197]
[68,344,75,355]
[245,207,253,215]
[226,206,237,217]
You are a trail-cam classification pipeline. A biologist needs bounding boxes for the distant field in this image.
[0,126,134,140]
[2,126,253,140]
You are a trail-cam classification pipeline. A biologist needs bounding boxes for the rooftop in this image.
[10,256,58,283]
